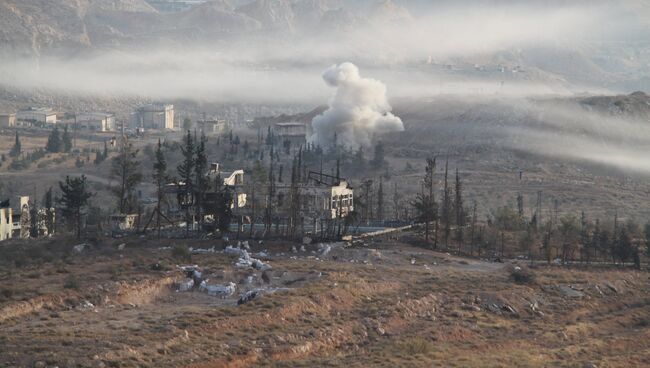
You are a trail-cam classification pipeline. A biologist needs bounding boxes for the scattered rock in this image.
[237,290,261,305]
[559,285,584,298]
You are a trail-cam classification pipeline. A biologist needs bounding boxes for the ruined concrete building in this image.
[0,196,53,242]
[274,122,307,151]
[164,163,247,223]
[197,119,228,135]
[132,104,174,131]
[205,163,247,209]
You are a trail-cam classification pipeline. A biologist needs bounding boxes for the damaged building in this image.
[274,122,307,152]
[164,163,247,228]
[0,196,54,242]
[132,104,175,131]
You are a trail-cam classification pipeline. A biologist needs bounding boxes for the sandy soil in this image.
[0,235,648,367]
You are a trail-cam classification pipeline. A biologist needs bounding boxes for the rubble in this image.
[199,281,236,298]
[177,279,195,292]
[191,246,216,254]
[237,290,260,305]
[73,243,87,253]
[558,285,584,298]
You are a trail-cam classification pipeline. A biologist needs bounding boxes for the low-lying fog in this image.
[1,0,649,173]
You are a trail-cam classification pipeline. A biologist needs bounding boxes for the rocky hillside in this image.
[0,0,413,56]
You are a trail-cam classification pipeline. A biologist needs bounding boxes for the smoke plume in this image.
[310,62,404,149]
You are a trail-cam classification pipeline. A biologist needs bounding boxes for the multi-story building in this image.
[16,107,57,125]
[76,112,116,132]
[274,122,307,149]
[132,104,175,130]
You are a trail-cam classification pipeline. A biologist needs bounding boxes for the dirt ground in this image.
[0,235,648,368]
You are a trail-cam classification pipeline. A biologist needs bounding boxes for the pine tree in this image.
[412,157,437,246]
[43,187,55,236]
[442,157,451,248]
[46,126,62,153]
[355,147,366,170]
[454,168,464,252]
[177,130,195,236]
[371,141,386,170]
[62,125,72,153]
[377,177,384,222]
[194,133,208,233]
[644,222,650,257]
[110,140,142,214]
[152,139,168,238]
[58,175,94,239]
[9,131,21,157]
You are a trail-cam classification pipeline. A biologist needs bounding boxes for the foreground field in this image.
[0,236,648,367]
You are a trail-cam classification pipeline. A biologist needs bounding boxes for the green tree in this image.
[152,139,168,238]
[371,141,386,170]
[9,131,21,157]
[355,147,366,171]
[110,141,142,214]
[177,130,195,236]
[412,157,437,246]
[183,118,192,131]
[559,215,579,263]
[57,175,94,239]
[42,187,55,235]
[194,133,208,232]
[205,173,233,235]
[454,168,465,251]
[644,222,650,257]
[46,126,62,153]
[62,125,72,153]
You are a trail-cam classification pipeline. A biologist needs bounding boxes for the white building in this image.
[132,104,174,130]
[77,112,116,132]
[16,107,57,125]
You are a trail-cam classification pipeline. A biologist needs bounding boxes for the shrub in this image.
[63,274,80,290]
[510,266,536,284]
[172,245,191,262]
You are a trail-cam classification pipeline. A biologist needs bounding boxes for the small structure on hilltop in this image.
[132,104,175,131]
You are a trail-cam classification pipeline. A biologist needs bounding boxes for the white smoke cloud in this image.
[310,62,404,149]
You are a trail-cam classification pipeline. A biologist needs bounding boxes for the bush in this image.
[510,266,536,284]
[63,274,80,290]
[172,245,191,262]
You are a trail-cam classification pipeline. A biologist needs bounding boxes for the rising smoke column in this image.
[310,62,404,149]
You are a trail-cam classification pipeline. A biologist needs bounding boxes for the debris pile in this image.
[199,280,236,298]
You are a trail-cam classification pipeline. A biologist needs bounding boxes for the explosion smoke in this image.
[310,62,404,149]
